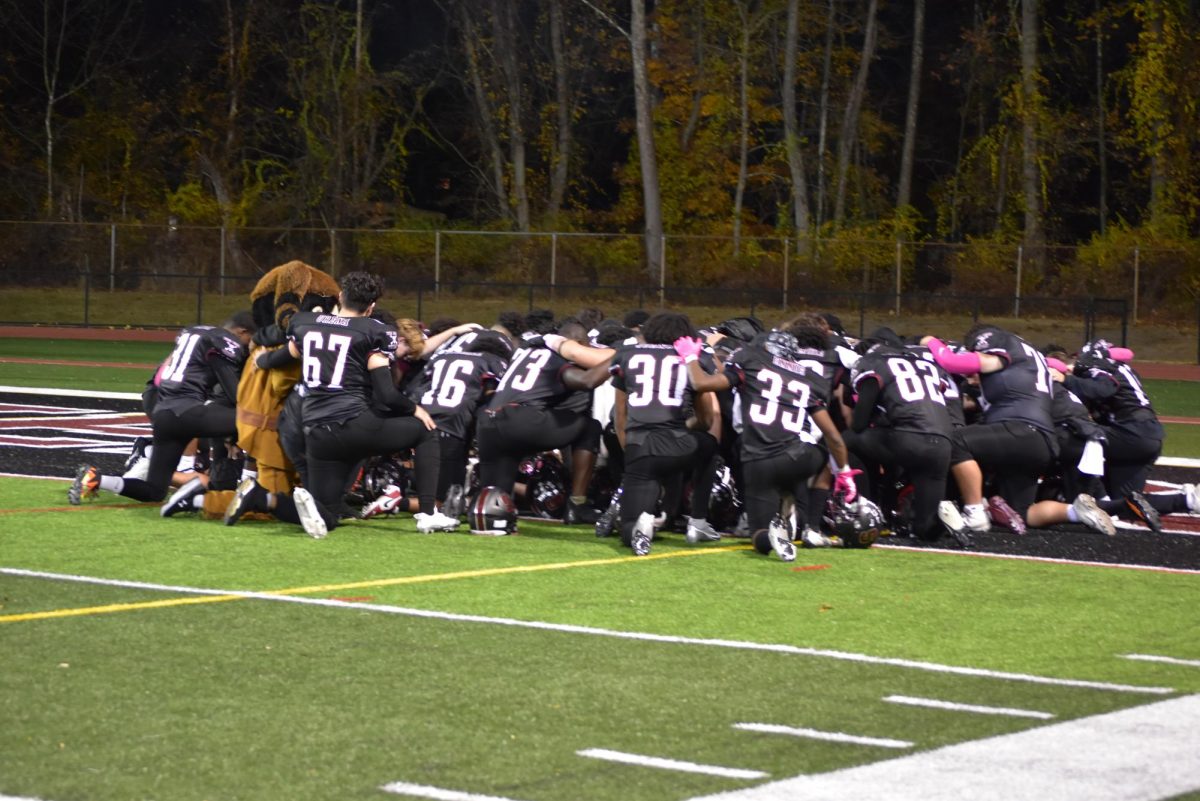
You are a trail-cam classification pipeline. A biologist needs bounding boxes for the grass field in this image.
[1,338,1198,801]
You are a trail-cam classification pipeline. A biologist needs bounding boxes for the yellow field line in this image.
[0,544,751,624]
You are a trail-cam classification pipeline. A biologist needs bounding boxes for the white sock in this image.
[176,454,195,472]
[1066,506,1080,523]
[99,475,125,494]
[964,503,985,516]
[241,468,258,482]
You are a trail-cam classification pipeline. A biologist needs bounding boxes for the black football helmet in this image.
[1074,339,1118,376]
[469,486,518,535]
[823,496,884,549]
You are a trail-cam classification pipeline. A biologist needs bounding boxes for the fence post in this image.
[550,232,557,302]
[858,292,866,339]
[434,230,441,298]
[658,234,667,308]
[1015,245,1023,318]
[83,271,91,327]
[894,240,902,316]
[1132,245,1140,324]
[782,237,789,310]
[527,281,534,312]
[219,225,227,297]
[109,224,116,292]
[416,285,423,322]
[196,276,204,325]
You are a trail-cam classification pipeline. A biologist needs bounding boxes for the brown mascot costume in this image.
[200,260,340,519]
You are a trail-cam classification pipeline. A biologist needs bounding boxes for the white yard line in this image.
[0,567,1177,696]
[883,695,1055,720]
[380,782,527,801]
[733,723,912,749]
[0,386,142,400]
[1122,654,1200,668]
[687,694,1200,801]
[876,543,1200,574]
[577,749,767,780]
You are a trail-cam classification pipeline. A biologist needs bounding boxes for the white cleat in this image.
[768,520,797,562]
[293,487,328,539]
[1072,493,1116,536]
[415,510,462,533]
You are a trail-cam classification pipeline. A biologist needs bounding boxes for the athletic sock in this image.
[99,475,125,494]
[570,495,587,506]
[1066,506,1080,523]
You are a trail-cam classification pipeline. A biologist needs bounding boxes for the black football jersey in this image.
[488,345,575,408]
[410,349,507,440]
[287,311,399,426]
[1072,362,1164,438]
[722,343,828,461]
[906,343,966,427]
[852,347,953,437]
[966,328,1054,432]
[609,342,692,441]
[154,325,247,413]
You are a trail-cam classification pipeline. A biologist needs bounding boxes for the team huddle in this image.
[68,266,1198,561]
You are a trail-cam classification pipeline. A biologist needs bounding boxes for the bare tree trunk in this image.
[815,0,836,228]
[491,0,531,231]
[896,0,925,212]
[459,6,509,221]
[1019,0,1044,254]
[631,0,664,281]
[1146,3,1166,223]
[1095,0,1107,234]
[782,0,811,238]
[680,5,705,151]
[833,0,879,226]
[547,0,571,217]
[733,15,751,256]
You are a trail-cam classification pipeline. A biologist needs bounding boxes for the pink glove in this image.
[673,336,703,364]
[833,467,862,503]
[542,333,567,353]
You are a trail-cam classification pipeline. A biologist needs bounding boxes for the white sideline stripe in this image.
[0,385,142,400]
[1123,653,1200,668]
[0,567,1177,696]
[380,782,526,801]
[0,794,52,801]
[685,694,1200,801]
[876,543,1200,575]
[1157,456,1200,468]
[733,723,912,749]
[578,748,767,780]
[883,695,1055,720]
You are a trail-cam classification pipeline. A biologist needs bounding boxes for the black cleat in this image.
[565,500,599,525]
[595,497,621,538]
[442,484,466,519]
[1125,492,1162,533]
[224,478,264,526]
[161,477,206,517]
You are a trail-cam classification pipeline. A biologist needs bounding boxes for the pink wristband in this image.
[1109,347,1133,363]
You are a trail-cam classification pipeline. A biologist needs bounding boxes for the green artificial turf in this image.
[2,477,1196,801]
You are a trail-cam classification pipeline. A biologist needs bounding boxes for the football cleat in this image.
[1072,493,1116,536]
[442,484,466,519]
[631,512,654,556]
[685,517,721,544]
[1125,492,1162,533]
[987,496,1027,535]
[1183,483,1199,514]
[122,436,152,480]
[293,487,328,539]
[768,518,797,562]
[595,495,621,538]
[160,477,206,517]
[565,500,599,525]
[415,510,462,533]
[961,503,991,533]
[732,512,751,538]
[360,485,404,520]
[937,501,972,548]
[224,478,263,526]
[800,527,836,548]
[68,465,101,505]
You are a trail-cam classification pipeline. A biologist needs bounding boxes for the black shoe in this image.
[161,477,206,517]
[122,436,150,474]
[566,500,599,525]
[595,498,621,538]
[1126,492,1162,533]
[224,479,264,526]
